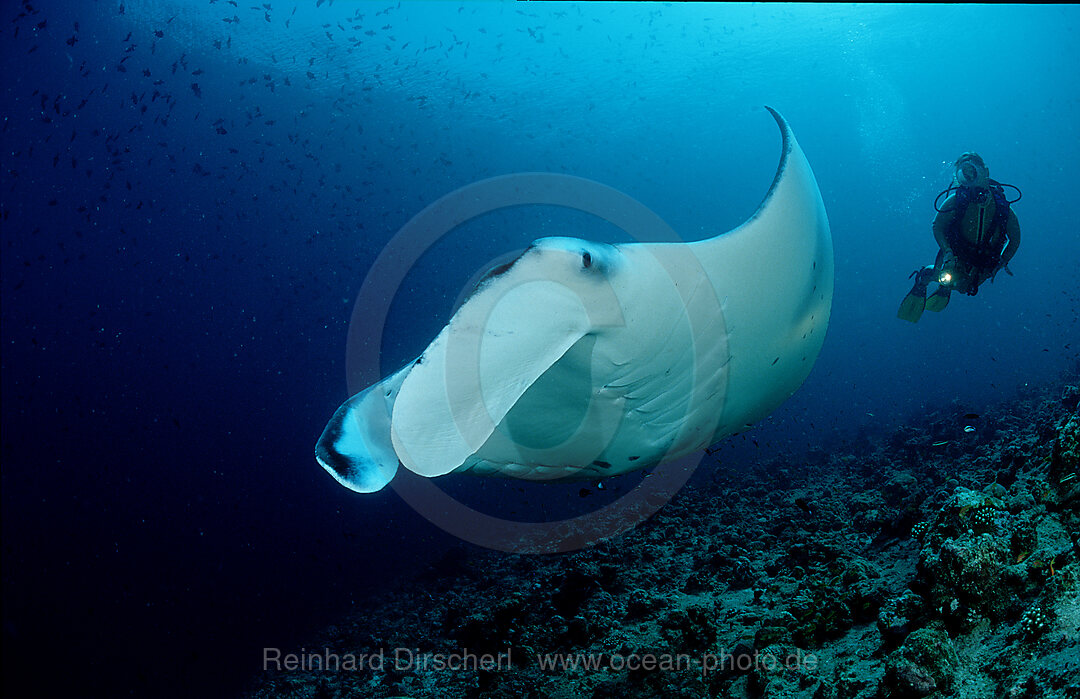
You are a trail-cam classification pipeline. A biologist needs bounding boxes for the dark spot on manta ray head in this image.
[581,251,592,269]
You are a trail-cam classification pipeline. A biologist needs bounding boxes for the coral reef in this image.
[245,376,1080,699]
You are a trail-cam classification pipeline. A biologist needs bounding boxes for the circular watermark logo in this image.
[343,173,726,553]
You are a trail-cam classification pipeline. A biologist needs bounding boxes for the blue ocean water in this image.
[2,2,1077,697]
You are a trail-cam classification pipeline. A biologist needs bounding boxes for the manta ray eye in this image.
[581,251,592,269]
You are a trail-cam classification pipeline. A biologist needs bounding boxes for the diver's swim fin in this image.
[897,291,926,323]
[925,287,951,312]
[897,267,933,323]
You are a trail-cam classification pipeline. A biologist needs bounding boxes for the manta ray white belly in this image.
[316,108,833,493]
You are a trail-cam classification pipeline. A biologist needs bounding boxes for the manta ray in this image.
[317,107,833,493]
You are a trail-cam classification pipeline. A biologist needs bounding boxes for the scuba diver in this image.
[898,152,1021,323]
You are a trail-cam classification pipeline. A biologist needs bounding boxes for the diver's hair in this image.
[955,152,985,169]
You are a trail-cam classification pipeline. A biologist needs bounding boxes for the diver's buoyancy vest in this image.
[946,184,1010,268]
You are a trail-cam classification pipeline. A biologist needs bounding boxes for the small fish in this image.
[932,440,949,447]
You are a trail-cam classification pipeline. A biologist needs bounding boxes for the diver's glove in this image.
[990,264,1014,283]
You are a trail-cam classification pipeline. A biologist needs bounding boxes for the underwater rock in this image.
[682,568,714,594]
[746,642,821,697]
[623,588,666,620]
[877,590,926,644]
[917,531,1020,624]
[753,610,797,648]
[1050,408,1080,503]
[1061,385,1079,410]
[658,603,719,655]
[882,625,959,697]
[909,484,1046,627]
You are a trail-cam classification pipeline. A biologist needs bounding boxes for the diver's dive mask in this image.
[956,163,979,186]
[953,153,989,189]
